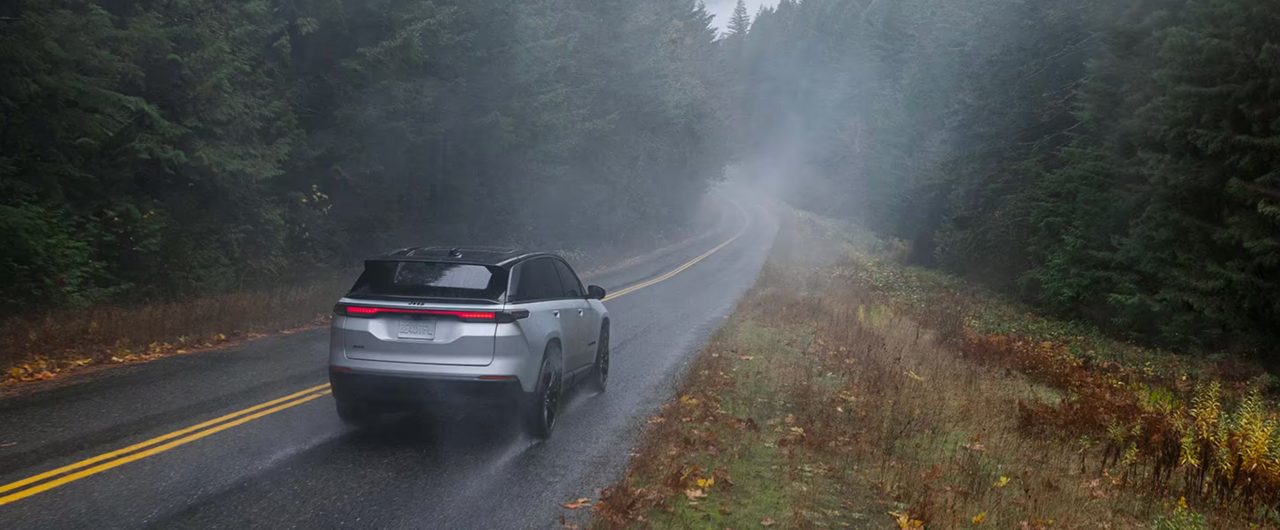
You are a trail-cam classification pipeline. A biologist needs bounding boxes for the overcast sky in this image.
[704,0,779,33]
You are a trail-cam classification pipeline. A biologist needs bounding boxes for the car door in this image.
[551,258,592,371]
[510,258,577,365]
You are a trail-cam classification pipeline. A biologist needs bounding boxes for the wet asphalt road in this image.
[0,198,776,529]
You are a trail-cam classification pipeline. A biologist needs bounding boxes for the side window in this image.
[552,260,583,298]
[513,258,564,302]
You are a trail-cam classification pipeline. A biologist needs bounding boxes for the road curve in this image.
[0,196,777,529]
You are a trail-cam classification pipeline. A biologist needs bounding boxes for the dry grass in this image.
[593,209,1260,529]
[0,275,351,386]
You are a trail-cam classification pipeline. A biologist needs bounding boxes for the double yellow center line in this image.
[605,201,747,301]
[0,200,748,506]
[604,232,742,301]
[0,384,331,505]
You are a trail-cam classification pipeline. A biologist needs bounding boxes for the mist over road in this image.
[0,196,777,529]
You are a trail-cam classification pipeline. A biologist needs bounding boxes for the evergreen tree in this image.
[726,0,751,37]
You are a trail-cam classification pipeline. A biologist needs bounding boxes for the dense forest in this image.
[727,0,1280,353]
[4,0,1279,354]
[0,0,725,311]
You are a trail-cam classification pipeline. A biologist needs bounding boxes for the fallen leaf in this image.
[683,488,706,501]
[562,498,591,510]
[738,355,754,361]
[760,517,776,526]
[993,476,1010,489]
[972,511,987,525]
[890,511,925,530]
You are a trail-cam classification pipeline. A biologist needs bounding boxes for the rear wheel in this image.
[335,399,375,427]
[523,346,562,439]
[586,322,610,393]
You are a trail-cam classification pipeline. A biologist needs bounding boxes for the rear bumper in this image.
[329,369,526,406]
[330,318,542,393]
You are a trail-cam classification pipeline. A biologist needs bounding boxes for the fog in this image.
[4,0,1278,348]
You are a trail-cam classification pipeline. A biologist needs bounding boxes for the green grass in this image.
[649,441,791,528]
[595,315,881,528]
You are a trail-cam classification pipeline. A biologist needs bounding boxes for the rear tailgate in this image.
[334,259,509,366]
[336,299,501,366]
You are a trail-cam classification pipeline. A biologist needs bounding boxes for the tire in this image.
[523,345,563,439]
[335,399,375,427]
[586,322,610,393]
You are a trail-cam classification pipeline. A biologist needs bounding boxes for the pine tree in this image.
[726,0,751,37]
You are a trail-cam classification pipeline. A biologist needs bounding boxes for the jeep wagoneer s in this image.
[329,246,609,439]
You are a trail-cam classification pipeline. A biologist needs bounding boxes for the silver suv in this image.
[328,247,610,438]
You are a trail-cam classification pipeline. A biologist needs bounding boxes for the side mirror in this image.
[587,285,606,300]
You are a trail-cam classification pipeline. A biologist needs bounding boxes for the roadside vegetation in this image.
[0,275,349,387]
[727,0,1280,353]
[593,209,1277,529]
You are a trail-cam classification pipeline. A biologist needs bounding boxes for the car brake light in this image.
[334,304,529,323]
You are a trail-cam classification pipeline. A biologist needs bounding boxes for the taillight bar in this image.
[334,304,528,323]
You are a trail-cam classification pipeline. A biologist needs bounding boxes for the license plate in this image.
[397,319,436,340]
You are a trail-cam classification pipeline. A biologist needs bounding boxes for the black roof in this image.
[376,246,546,266]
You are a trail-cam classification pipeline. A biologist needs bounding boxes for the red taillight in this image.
[449,311,498,320]
[334,304,531,322]
[335,304,497,322]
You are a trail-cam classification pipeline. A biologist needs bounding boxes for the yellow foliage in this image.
[890,511,925,530]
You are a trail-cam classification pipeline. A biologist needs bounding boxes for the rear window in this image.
[348,261,508,300]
